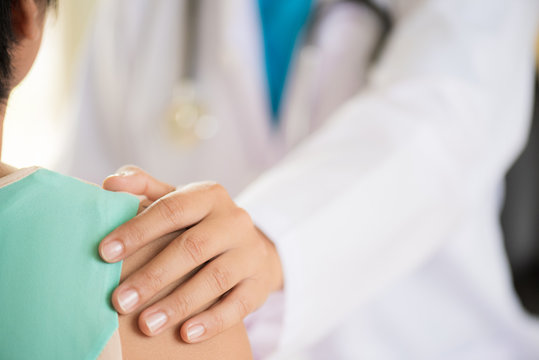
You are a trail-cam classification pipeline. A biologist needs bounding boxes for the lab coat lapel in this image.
[280,2,378,150]
[217,0,285,166]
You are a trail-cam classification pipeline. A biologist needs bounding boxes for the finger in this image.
[99,182,224,262]
[111,217,242,314]
[137,248,257,336]
[180,280,264,343]
[103,165,176,201]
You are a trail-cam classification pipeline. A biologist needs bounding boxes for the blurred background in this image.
[2,0,98,169]
[2,0,539,316]
[502,75,539,315]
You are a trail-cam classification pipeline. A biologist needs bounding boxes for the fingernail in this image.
[145,311,168,334]
[101,240,124,261]
[116,170,135,177]
[186,324,205,341]
[117,288,139,312]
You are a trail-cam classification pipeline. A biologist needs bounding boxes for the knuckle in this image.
[171,294,192,319]
[122,223,146,249]
[181,233,206,264]
[235,296,253,318]
[208,266,231,293]
[232,207,252,226]
[169,235,184,253]
[256,237,270,256]
[210,311,225,332]
[138,266,165,293]
[209,182,227,198]
[157,196,183,226]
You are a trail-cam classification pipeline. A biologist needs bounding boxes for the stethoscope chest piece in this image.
[165,81,219,148]
[164,0,219,148]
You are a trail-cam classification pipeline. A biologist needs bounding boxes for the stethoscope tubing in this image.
[178,0,392,87]
[305,0,392,63]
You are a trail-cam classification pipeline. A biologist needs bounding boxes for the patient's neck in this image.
[0,103,4,160]
[0,104,10,177]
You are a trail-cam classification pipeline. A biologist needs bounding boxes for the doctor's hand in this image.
[99,166,283,343]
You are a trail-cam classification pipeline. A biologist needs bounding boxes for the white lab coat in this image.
[64,0,539,358]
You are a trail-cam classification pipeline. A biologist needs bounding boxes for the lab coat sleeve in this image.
[236,0,539,355]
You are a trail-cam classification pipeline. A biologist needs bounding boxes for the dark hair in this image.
[0,0,55,102]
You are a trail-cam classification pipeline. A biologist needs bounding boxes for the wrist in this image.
[256,227,284,292]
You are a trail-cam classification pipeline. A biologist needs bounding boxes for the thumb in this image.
[103,165,176,201]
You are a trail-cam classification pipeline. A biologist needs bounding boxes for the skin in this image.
[118,220,252,359]
[100,167,285,343]
[0,1,252,357]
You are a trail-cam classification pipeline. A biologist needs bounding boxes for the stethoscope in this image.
[164,0,391,147]
[164,0,210,147]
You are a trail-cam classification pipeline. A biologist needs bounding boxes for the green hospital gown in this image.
[0,169,139,359]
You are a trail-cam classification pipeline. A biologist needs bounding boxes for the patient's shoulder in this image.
[0,168,139,360]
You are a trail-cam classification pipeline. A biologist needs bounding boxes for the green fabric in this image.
[0,169,139,360]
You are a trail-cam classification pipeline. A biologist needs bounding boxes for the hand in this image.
[99,166,283,343]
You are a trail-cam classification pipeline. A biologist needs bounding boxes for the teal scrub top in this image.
[0,169,139,359]
[257,0,313,125]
